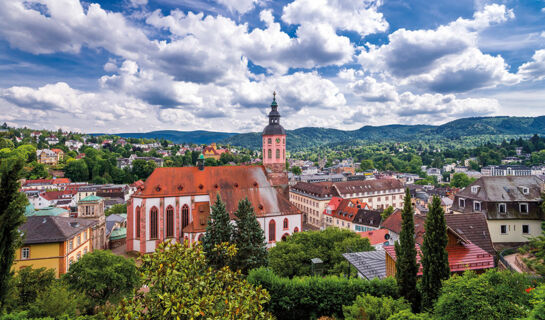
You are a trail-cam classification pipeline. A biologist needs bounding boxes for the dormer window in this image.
[520,186,529,195]
[471,186,480,194]
[498,203,506,214]
[519,203,529,214]
[459,198,465,208]
[473,201,481,212]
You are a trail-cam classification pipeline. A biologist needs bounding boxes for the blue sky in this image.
[0,0,544,133]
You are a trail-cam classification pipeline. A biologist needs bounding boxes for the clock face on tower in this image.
[276,138,280,143]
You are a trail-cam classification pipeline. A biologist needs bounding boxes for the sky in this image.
[0,0,544,134]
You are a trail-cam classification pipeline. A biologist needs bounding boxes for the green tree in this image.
[525,284,545,320]
[387,310,431,320]
[28,282,87,318]
[450,172,474,188]
[104,204,127,216]
[394,189,420,312]
[11,267,55,309]
[420,196,450,310]
[110,242,273,319]
[64,250,140,306]
[343,294,410,320]
[202,194,233,269]
[434,270,533,320]
[269,228,373,278]
[520,220,545,277]
[131,159,156,180]
[64,159,89,182]
[0,158,27,310]
[381,206,395,221]
[231,198,268,274]
[290,166,302,175]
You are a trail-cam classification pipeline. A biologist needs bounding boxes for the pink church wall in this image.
[262,134,286,165]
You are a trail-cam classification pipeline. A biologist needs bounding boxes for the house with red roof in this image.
[358,229,392,250]
[323,197,383,232]
[29,189,77,210]
[21,178,72,191]
[202,143,228,161]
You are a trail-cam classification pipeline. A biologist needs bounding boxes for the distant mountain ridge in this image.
[102,116,545,148]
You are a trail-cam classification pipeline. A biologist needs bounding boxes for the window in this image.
[77,253,81,261]
[459,198,465,208]
[269,220,276,242]
[522,225,529,234]
[268,149,272,159]
[283,218,288,229]
[268,138,271,144]
[520,203,529,214]
[471,186,480,194]
[474,201,481,212]
[136,206,141,238]
[77,235,81,246]
[276,149,280,159]
[182,204,189,230]
[83,247,88,254]
[150,207,158,239]
[500,225,507,234]
[83,230,87,241]
[498,203,506,214]
[69,240,73,251]
[166,206,174,238]
[21,247,30,260]
[520,186,529,195]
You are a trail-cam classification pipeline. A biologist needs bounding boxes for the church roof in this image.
[134,165,300,217]
[263,93,285,135]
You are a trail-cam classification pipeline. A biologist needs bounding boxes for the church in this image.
[126,94,302,253]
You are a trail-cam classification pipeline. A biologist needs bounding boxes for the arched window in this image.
[283,218,288,229]
[136,206,141,238]
[294,227,299,233]
[276,149,280,159]
[281,233,290,241]
[166,206,174,238]
[269,220,276,242]
[182,204,189,230]
[150,207,158,239]
[268,149,272,159]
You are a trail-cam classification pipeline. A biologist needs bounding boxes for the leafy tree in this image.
[381,206,395,221]
[343,294,410,320]
[525,284,545,320]
[202,194,233,269]
[64,250,140,306]
[11,267,55,309]
[520,220,545,277]
[0,158,27,310]
[434,270,534,320]
[394,188,420,312]
[64,159,89,182]
[387,310,431,320]
[290,166,302,175]
[131,159,156,180]
[420,196,450,310]
[111,242,273,319]
[204,157,217,166]
[231,198,268,273]
[450,172,474,188]
[104,204,127,216]
[28,282,87,318]
[269,228,373,278]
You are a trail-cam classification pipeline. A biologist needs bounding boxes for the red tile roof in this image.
[381,209,426,244]
[40,190,76,201]
[384,242,494,275]
[134,165,300,218]
[359,229,390,245]
[324,197,371,222]
[23,178,71,186]
[51,148,63,154]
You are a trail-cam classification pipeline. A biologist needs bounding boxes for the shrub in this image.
[343,294,410,320]
[248,267,398,320]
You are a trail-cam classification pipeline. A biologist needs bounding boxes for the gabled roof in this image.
[358,229,390,245]
[381,209,426,244]
[291,181,336,198]
[19,216,97,244]
[456,176,543,202]
[445,213,495,255]
[135,166,300,217]
[343,251,386,280]
[40,190,75,201]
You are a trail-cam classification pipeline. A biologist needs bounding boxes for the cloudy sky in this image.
[0,0,544,133]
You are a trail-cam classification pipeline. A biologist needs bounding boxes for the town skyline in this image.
[0,0,544,134]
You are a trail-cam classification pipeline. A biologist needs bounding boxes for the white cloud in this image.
[216,0,257,14]
[348,76,398,102]
[518,49,545,81]
[282,0,388,36]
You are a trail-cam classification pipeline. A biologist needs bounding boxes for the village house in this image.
[202,142,228,160]
[28,190,77,210]
[116,154,164,169]
[21,178,72,191]
[65,139,83,150]
[13,216,97,278]
[45,136,59,145]
[323,197,382,232]
[126,94,301,253]
[451,176,545,247]
[36,148,63,165]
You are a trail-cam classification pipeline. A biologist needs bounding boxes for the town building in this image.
[481,165,532,176]
[289,182,336,227]
[126,94,301,253]
[451,176,545,246]
[21,178,72,191]
[37,148,63,165]
[45,136,59,145]
[358,229,392,250]
[77,195,107,250]
[323,197,382,233]
[28,190,77,210]
[202,143,228,160]
[13,216,96,278]
[333,179,405,210]
[116,154,164,169]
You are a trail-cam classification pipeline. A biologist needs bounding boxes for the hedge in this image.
[248,267,398,320]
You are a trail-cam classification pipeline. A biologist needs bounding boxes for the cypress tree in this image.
[421,196,450,310]
[202,193,233,269]
[0,158,27,309]
[231,198,268,274]
[394,188,420,312]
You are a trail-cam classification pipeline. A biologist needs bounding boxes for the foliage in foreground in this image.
[525,283,545,320]
[434,269,536,320]
[520,221,545,277]
[269,227,373,278]
[202,194,233,269]
[111,242,273,320]
[343,293,410,320]
[248,267,398,320]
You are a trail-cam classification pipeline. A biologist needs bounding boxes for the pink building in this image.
[262,92,288,187]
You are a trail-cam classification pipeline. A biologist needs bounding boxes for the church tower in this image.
[263,92,288,188]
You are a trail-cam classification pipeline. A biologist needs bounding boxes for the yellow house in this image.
[13,216,97,278]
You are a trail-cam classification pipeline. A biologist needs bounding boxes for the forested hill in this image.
[222,116,545,149]
[95,130,238,145]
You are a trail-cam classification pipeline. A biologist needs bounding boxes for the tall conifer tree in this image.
[421,196,450,310]
[231,198,268,273]
[394,188,420,312]
[0,158,27,309]
[202,193,233,269]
